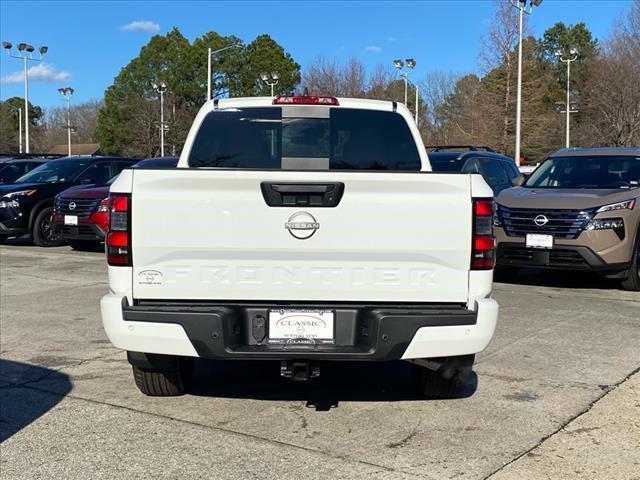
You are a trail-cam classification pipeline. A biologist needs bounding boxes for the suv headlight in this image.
[3,189,37,199]
[596,199,635,213]
[585,218,624,230]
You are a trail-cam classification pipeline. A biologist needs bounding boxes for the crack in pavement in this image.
[14,382,424,479]
[481,365,640,480]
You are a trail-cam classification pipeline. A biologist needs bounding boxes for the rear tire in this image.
[32,207,64,247]
[69,240,101,252]
[132,357,193,396]
[412,355,475,399]
[620,240,640,291]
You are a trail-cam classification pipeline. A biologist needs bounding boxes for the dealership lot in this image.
[1,242,639,480]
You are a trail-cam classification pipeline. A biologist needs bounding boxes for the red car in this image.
[52,157,177,250]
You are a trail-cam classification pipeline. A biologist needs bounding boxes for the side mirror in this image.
[511,175,525,187]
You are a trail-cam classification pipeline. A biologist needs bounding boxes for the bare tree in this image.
[579,1,640,146]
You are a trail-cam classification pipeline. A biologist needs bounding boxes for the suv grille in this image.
[497,205,594,239]
[55,197,101,218]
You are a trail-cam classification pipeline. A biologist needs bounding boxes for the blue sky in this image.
[0,0,632,110]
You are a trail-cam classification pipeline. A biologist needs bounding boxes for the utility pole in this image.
[555,48,579,148]
[510,0,542,165]
[2,42,48,153]
[58,87,74,156]
[152,82,168,156]
[206,44,240,101]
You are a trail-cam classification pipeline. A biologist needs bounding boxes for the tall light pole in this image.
[555,47,579,148]
[260,72,279,97]
[207,44,240,102]
[2,41,48,154]
[58,87,74,156]
[9,105,22,153]
[151,81,168,157]
[510,0,542,165]
[393,58,416,105]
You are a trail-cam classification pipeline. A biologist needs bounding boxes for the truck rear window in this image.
[188,107,421,170]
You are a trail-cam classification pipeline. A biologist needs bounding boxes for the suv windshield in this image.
[525,155,640,189]
[188,107,421,170]
[14,159,91,184]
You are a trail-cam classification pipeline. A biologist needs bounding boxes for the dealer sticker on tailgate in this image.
[268,309,335,345]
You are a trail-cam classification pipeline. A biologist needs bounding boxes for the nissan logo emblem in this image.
[285,211,319,240]
[68,202,76,210]
[534,214,549,227]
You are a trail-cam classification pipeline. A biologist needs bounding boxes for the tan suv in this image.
[494,147,640,291]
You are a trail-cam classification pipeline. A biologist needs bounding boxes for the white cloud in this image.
[365,45,382,53]
[121,20,160,32]
[386,36,398,43]
[1,63,71,84]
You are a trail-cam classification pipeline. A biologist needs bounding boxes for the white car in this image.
[101,95,499,398]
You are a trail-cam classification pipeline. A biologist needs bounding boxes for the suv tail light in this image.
[106,193,131,266]
[471,198,495,270]
[273,96,339,106]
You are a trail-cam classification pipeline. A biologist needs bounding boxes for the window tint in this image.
[188,107,421,171]
[114,161,134,174]
[461,158,481,174]
[14,159,91,184]
[76,162,112,184]
[501,160,520,180]
[481,159,510,185]
[0,164,24,183]
[526,155,640,188]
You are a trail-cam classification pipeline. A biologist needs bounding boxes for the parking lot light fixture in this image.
[152,81,169,156]
[555,47,579,148]
[2,40,48,153]
[393,57,417,109]
[58,87,74,156]
[260,72,279,97]
[206,43,241,102]
[510,0,542,165]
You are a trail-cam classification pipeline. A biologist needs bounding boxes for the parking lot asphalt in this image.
[1,240,639,480]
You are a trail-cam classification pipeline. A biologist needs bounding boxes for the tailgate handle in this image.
[261,182,344,207]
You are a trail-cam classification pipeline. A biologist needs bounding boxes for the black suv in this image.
[0,158,51,184]
[0,156,136,246]
[426,146,524,195]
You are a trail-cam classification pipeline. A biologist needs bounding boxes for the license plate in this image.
[526,233,553,249]
[268,309,335,345]
[64,215,78,226]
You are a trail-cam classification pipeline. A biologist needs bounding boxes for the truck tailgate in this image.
[130,169,472,302]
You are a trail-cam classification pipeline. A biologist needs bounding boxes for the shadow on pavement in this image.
[190,360,477,410]
[499,268,621,290]
[0,358,71,443]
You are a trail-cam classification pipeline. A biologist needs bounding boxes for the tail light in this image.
[273,96,339,106]
[471,198,495,270]
[106,193,131,266]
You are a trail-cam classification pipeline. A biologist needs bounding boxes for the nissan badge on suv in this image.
[495,147,640,290]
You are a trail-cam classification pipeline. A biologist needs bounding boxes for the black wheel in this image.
[69,240,101,252]
[412,355,475,399]
[132,357,193,396]
[32,207,64,247]
[494,265,519,282]
[620,238,640,291]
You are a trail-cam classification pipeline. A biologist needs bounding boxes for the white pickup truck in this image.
[101,95,499,398]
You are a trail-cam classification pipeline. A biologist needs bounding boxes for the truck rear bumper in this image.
[100,295,498,361]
